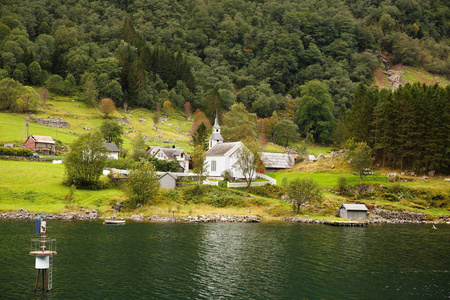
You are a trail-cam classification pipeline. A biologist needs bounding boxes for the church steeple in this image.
[208,113,223,149]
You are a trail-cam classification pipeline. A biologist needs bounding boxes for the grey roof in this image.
[213,114,220,128]
[104,142,120,152]
[260,152,295,169]
[151,147,190,160]
[158,172,177,180]
[340,204,368,211]
[159,148,184,159]
[209,132,223,141]
[206,142,241,156]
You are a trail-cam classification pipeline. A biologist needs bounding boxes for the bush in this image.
[105,157,135,169]
[247,185,285,199]
[182,185,246,207]
[160,189,182,202]
[0,147,34,156]
[337,175,348,193]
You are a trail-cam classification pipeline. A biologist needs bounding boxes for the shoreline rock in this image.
[1,209,447,224]
[0,209,262,223]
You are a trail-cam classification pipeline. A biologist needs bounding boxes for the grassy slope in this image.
[374,63,449,90]
[0,94,194,150]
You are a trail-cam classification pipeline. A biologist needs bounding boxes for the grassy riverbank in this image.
[0,159,448,220]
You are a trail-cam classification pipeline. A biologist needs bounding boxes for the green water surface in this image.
[0,220,448,299]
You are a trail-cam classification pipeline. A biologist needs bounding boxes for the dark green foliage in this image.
[146,156,180,172]
[0,146,34,156]
[0,0,448,124]
[294,80,335,144]
[247,185,286,199]
[345,83,449,174]
[105,157,135,170]
[0,78,24,111]
[273,119,300,147]
[182,186,246,207]
[191,122,208,151]
[100,119,123,146]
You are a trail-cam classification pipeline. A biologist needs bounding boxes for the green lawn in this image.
[0,160,123,213]
[306,145,333,156]
[267,172,390,189]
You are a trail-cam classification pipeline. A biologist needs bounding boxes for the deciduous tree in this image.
[64,132,107,188]
[100,119,123,146]
[127,161,159,206]
[287,177,323,214]
[349,142,373,185]
[192,145,208,186]
[99,98,116,118]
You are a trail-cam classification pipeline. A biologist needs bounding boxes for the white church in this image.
[205,115,250,179]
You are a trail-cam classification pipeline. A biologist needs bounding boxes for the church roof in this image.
[206,142,241,156]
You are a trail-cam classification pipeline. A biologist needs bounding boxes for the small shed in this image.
[158,172,177,189]
[340,204,368,219]
[104,142,120,159]
[24,135,55,155]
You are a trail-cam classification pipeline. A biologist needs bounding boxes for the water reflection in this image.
[0,221,448,299]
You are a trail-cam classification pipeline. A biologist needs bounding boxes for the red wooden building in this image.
[24,135,56,155]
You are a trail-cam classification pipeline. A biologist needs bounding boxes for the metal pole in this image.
[34,270,40,292]
[42,269,45,291]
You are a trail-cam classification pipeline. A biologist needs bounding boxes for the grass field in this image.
[0,160,124,213]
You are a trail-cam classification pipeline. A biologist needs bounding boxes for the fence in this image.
[203,179,219,186]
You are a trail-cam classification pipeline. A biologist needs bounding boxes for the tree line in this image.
[341,83,449,174]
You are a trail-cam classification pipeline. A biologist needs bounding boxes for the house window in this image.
[181,153,183,158]
[158,152,163,158]
[211,160,216,172]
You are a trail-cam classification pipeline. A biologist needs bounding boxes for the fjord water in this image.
[0,221,448,299]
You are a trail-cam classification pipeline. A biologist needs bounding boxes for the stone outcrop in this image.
[29,117,69,128]
[369,209,426,224]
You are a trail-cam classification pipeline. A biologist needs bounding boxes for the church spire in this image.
[208,112,223,149]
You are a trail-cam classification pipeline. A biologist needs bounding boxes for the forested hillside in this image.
[0,0,449,172]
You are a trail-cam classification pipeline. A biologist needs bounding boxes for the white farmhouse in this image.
[147,145,190,173]
[104,142,120,160]
[205,115,250,179]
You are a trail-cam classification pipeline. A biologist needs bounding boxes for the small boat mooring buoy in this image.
[30,215,57,292]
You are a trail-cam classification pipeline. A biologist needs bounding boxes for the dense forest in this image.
[0,0,449,172]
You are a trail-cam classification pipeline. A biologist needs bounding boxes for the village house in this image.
[339,204,368,220]
[205,115,252,179]
[259,152,295,173]
[147,146,190,173]
[24,135,55,155]
[104,142,120,160]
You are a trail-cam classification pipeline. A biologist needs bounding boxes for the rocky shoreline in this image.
[0,209,262,223]
[1,208,448,224]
